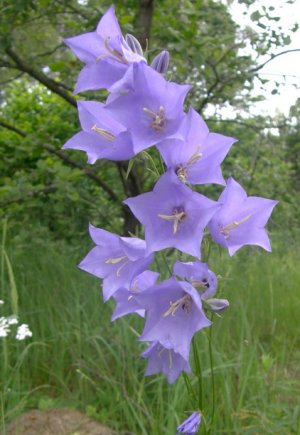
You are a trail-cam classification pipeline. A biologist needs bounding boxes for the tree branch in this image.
[5,47,77,107]
[250,49,300,73]
[0,119,118,202]
[135,0,154,49]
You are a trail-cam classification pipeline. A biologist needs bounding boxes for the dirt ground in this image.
[5,408,114,435]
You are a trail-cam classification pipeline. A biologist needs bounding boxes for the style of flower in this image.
[157,107,236,185]
[104,62,191,153]
[135,277,211,360]
[209,177,278,255]
[111,270,159,321]
[177,412,201,434]
[141,340,191,384]
[124,170,220,257]
[62,101,134,163]
[79,224,154,301]
[64,5,146,93]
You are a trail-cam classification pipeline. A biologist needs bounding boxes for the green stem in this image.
[182,372,197,406]
[207,315,215,433]
[192,337,203,411]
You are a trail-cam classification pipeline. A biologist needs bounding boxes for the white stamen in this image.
[176,146,202,183]
[168,349,173,369]
[163,294,192,317]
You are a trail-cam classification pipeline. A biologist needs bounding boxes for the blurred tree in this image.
[0,0,298,239]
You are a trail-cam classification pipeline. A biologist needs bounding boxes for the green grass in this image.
[0,230,299,434]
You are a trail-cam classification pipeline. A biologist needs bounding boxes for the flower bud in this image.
[125,34,143,56]
[205,298,229,313]
[151,50,170,74]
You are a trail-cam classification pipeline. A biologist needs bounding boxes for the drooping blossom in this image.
[62,101,134,163]
[141,340,191,384]
[173,260,217,299]
[209,177,278,255]
[124,170,220,257]
[174,260,229,314]
[104,62,191,153]
[79,224,154,301]
[177,412,201,434]
[111,270,159,321]
[157,107,236,185]
[64,6,146,93]
[135,277,211,360]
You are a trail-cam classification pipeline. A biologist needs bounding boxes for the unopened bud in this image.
[151,50,170,74]
[125,34,143,57]
[205,298,229,313]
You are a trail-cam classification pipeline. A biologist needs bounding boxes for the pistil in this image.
[158,208,187,234]
[105,255,129,277]
[96,37,128,65]
[220,214,252,239]
[91,125,116,141]
[143,106,166,131]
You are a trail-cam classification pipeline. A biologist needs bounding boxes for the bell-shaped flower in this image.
[104,62,191,153]
[62,101,134,163]
[173,260,217,299]
[135,277,211,359]
[111,270,159,321]
[124,171,220,257]
[177,412,201,434]
[64,6,146,93]
[79,224,154,301]
[209,177,278,255]
[174,260,229,315]
[141,340,191,384]
[157,108,236,185]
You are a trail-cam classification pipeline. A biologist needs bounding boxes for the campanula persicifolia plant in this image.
[63,5,278,433]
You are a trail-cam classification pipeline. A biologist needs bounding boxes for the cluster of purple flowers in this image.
[63,5,277,432]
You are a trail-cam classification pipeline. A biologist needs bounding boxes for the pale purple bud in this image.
[151,50,170,73]
[125,33,143,56]
[205,298,229,313]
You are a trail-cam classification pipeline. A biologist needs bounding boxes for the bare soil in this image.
[5,408,114,435]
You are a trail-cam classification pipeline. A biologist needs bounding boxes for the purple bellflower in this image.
[177,412,201,434]
[135,277,211,360]
[111,270,159,321]
[124,170,220,257]
[209,177,278,256]
[62,101,134,163]
[141,340,191,384]
[174,260,229,313]
[104,62,191,153]
[157,107,236,185]
[173,260,217,299]
[79,224,153,301]
[64,6,146,93]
